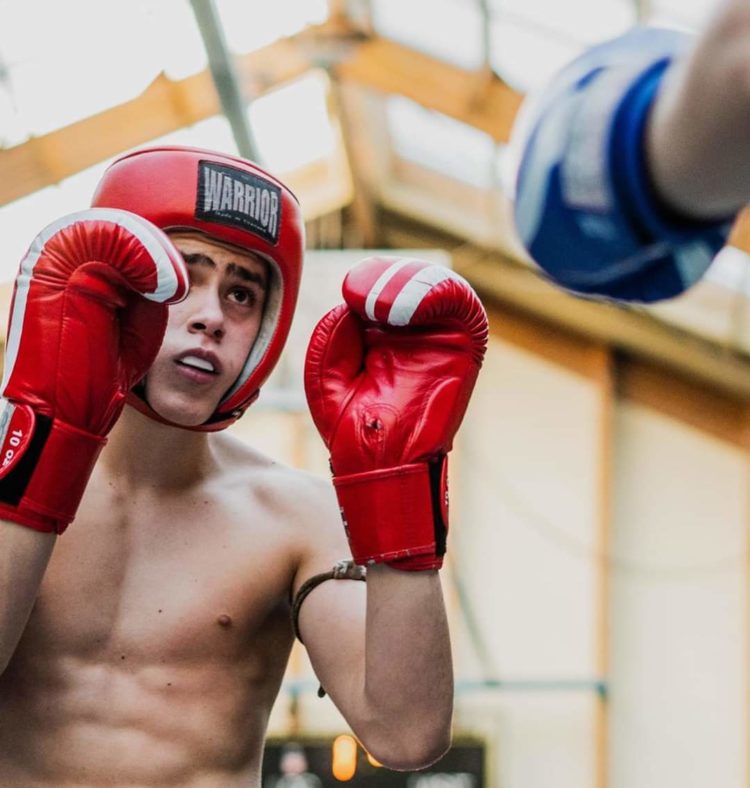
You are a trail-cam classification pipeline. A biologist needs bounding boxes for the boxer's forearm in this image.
[303,254,483,764]
[296,558,453,768]
[0,521,54,673]
[360,565,453,767]
[646,0,750,219]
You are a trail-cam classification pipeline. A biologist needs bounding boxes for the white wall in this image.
[609,404,747,788]
[453,336,601,788]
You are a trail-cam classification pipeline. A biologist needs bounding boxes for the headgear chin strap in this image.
[91,145,305,431]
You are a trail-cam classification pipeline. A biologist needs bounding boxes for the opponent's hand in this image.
[0,209,189,533]
[512,27,732,303]
[305,256,488,570]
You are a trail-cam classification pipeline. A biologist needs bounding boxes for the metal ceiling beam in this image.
[477,0,493,72]
[632,0,652,24]
[188,0,261,161]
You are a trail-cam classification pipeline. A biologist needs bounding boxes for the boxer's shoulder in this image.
[210,431,340,534]
[205,434,347,592]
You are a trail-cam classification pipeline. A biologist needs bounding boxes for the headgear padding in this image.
[92,145,304,430]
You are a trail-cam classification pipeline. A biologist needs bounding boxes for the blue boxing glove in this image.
[513,27,733,303]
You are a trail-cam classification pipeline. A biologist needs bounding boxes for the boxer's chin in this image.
[143,382,219,428]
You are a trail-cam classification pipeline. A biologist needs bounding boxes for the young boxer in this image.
[0,146,487,787]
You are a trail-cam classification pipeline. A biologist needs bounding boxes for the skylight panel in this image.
[0,0,201,138]
[488,0,634,46]
[644,0,717,31]
[489,0,634,92]
[143,115,238,155]
[489,20,583,94]
[387,95,496,189]
[371,0,484,70]
[0,84,27,147]
[248,71,336,172]
[215,0,329,54]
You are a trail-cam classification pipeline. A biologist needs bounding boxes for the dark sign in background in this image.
[262,738,486,787]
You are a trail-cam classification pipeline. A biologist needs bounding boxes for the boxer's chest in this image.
[24,471,296,663]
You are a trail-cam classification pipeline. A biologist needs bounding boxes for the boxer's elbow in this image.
[391,728,452,772]
[362,718,452,771]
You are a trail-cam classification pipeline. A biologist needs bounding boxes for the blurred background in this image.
[1,1,748,786]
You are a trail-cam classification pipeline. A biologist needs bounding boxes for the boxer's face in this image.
[144,232,269,427]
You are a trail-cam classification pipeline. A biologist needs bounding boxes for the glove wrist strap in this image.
[24,419,106,527]
[334,461,445,568]
[0,401,106,533]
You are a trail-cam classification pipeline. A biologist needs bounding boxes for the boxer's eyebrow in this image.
[183,253,267,290]
[226,262,267,290]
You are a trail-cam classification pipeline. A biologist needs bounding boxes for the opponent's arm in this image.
[0,209,188,673]
[298,257,488,769]
[512,3,750,302]
[646,0,750,219]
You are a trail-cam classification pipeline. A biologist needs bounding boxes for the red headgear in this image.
[91,145,305,431]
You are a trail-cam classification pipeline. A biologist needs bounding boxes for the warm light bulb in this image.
[331,734,358,781]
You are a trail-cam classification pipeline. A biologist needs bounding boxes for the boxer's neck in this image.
[101,404,217,489]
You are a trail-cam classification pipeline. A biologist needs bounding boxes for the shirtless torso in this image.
[0,416,348,787]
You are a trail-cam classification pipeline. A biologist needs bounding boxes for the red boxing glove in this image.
[0,209,189,534]
[305,256,488,570]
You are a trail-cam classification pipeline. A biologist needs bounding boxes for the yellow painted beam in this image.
[0,71,220,205]
[0,34,522,207]
[335,38,523,142]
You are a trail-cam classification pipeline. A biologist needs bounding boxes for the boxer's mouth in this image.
[174,349,222,376]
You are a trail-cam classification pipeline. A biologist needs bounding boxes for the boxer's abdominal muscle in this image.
[0,459,302,786]
[0,633,290,786]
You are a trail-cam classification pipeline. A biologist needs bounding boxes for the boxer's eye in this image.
[228,286,258,307]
